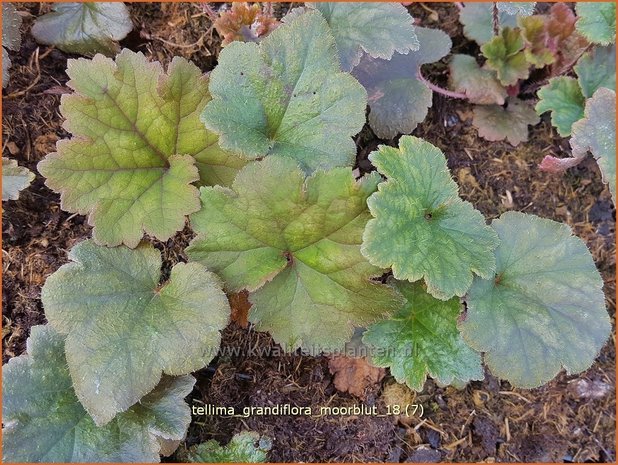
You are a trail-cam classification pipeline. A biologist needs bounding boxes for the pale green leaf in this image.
[449,54,507,105]
[459,3,516,46]
[41,240,229,426]
[473,98,539,145]
[460,212,611,388]
[38,49,245,248]
[187,157,403,353]
[575,2,616,46]
[2,158,34,201]
[535,77,585,137]
[185,432,271,463]
[351,27,451,139]
[307,2,419,72]
[518,15,555,68]
[363,280,483,391]
[570,87,616,203]
[2,325,195,462]
[497,2,536,16]
[361,136,499,300]
[481,27,530,86]
[31,2,133,56]
[201,11,367,173]
[575,45,616,98]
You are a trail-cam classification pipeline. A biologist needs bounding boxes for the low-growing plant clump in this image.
[2,2,615,463]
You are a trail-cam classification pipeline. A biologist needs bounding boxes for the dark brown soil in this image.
[2,3,615,463]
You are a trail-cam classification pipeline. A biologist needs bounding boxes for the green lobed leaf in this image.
[2,157,34,201]
[2,325,195,462]
[363,280,483,391]
[41,240,229,426]
[361,136,499,300]
[449,54,507,105]
[307,2,419,72]
[31,2,133,56]
[473,97,539,145]
[201,11,367,173]
[186,156,404,353]
[575,2,616,46]
[575,45,616,98]
[570,87,616,203]
[38,49,246,248]
[518,15,555,68]
[458,3,517,46]
[497,2,536,16]
[351,27,451,139]
[185,432,271,463]
[481,27,530,86]
[535,77,585,137]
[460,212,611,388]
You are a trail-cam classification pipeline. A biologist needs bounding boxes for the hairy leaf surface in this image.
[575,45,616,98]
[38,49,245,247]
[351,27,451,139]
[363,280,483,391]
[2,3,21,87]
[497,2,536,16]
[361,136,499,300]
[570,88,616,203]
[2,325,195,462]
[2,158,34,201]
[535,77,585,137]
[202,11,366,173]
[460,212,610,388]
[473,98,539,145]
[41,240,229,426]
[481,27,530,86]
[186,432,271,463]
[187,157,403,352]
[31,2,133,56]
[575,2,616,46]
[459,3,516,46]
[449,54,507,105]
[307,2,419,71]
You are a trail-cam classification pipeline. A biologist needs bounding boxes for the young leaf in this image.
[518,15,555,68]
[2,325,195,462]
[185,432,271,463]
[449,54,507,105]
[460,212,611,388]
[473,98,539,145]
[575,2,616,46]
[186,157,404,353]
[497,2,536,16]
[2,157,34,201]
[351,27,452,139]
[570,88,616,203]
[2,3,22,87]
[201,11,367,173]
[31,2,133,56]
[574,45,616,98]
[38,49,245,248]
[535,77,585,137]
[363,280,483,391]
[41,240,230,426]
[458,3,516,46]
[361,136,499,300]
[213,2,279,46]
[307,2,419,72]
[481,27,530,86]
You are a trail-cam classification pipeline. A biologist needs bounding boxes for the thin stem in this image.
[416,69,468,100]
[492,2,500,36]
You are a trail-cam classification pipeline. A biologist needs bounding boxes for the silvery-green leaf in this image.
[41,240,229,426]
[574,45,616,98]
[2,325,195,462]
[363,280,483,391]
[2,158,34,201]
[458,3,517,46]
[2,3,22,51]
[361,136,499,300]
[31,2,133,56]
[575,2,616,46]
[185,432,271,463]
[307,2,419,71]
[497,2,536,16]
[449,54,507,105]
[201,11,367,173]
[351,27,451,139]
[460,212,611,388]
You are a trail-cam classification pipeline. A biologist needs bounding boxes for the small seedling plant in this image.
[2,2,613,463]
